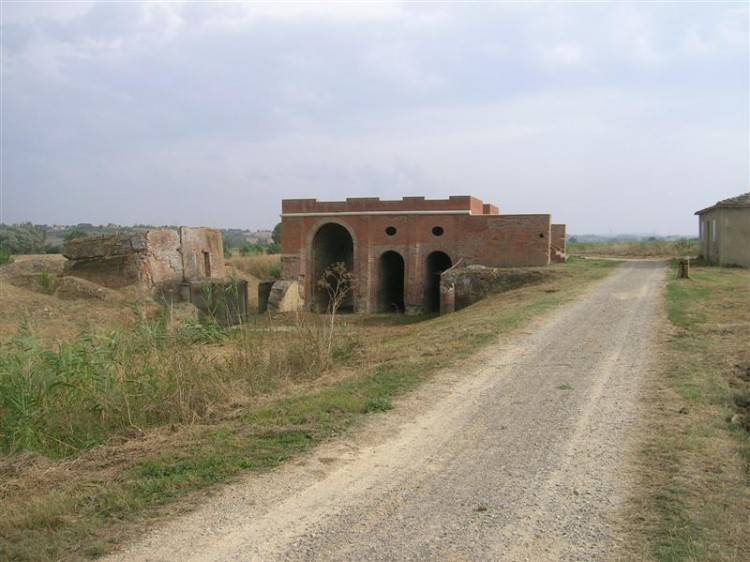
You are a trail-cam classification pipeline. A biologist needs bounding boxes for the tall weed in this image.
[0,311,359,458]
[0,318,234,457]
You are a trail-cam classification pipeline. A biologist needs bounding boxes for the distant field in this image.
[568,239,698,258]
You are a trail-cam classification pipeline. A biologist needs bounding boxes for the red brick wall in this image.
[280,196,558,313]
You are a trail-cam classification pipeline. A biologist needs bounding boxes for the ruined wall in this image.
[442,266,548,311]
[139,229,182,287]
[63,234,145,289]
[63,227,226,290]
[179,227,226,280]
[281,196,561,314]
[550,224,567,263]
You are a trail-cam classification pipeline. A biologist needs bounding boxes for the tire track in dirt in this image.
[104,260,666,562]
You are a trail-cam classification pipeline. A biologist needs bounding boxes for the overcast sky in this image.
[1,1,747,234]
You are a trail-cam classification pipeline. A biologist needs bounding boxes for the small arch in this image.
[312,223,355,312]
[424,251,452,313]
[379,251,405,313]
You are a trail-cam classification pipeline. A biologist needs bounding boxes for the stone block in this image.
[267,280,303,313]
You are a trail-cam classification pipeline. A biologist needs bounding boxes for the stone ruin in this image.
[62,227,247,324]
[63,227,225,289]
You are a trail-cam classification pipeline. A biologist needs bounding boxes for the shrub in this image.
[0,247,12,265]
[36,270,57,294]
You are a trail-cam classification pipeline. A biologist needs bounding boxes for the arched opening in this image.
[312,223,355,312]
[379,251,405,313]
[424,251,452,313]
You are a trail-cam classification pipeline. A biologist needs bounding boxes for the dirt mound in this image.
[0,278,139,343]
[54,276,124,302]
[0,254,66,289]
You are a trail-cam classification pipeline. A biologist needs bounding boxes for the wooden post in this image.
[678,258,690,279]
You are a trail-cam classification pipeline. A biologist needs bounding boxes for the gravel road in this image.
[105,260,666,562]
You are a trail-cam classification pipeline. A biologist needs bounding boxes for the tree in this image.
[64,228,88,242]
[317,261,354,355]
[0,223,47,254]
[272,222,282,245]
[239,243,264,256]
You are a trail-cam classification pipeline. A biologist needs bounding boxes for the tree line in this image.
[0,222,283,257]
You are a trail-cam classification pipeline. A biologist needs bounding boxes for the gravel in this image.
[104,260,666,562]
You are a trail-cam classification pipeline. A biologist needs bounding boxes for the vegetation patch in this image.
[0,257,619,561]
[226,254,282,281]
[619,265,750,562]
[568,238,697,258]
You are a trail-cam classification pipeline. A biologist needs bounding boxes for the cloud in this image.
[1,1,747,234]
[540,44,584,66]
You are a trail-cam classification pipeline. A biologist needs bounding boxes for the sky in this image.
[1,1,747,235]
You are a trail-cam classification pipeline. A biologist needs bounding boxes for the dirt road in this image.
[106,261,666,562]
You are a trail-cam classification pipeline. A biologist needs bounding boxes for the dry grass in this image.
[224,254,282,310]
[569,239,698,258]
[618,265,750,562]
[0,257,619,561]
[226,254,282,281]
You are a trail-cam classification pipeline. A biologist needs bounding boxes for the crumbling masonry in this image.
[63,227,226,289]
[280,196,566,314]
[62,226,248,324]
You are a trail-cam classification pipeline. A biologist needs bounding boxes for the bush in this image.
[0,223,47,254]
[0,248,12,265]
[36,270,57,294]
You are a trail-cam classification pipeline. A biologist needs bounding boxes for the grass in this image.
[0,257,619,561]
[226,254,282,280]
[619,264,750,562]
[569,239,698,258]
[35,269,57,294]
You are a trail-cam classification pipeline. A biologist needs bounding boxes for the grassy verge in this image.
[620,265,750,562]
[0,258,619,561]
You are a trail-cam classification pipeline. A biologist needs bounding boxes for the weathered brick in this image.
[280,196,564,314]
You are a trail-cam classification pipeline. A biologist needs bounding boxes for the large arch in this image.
[424,251,452,313]
[379,251,405,313]
[312,223,355,312]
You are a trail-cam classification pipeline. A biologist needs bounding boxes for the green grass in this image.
[1,257,620,561]
[624,265,750,562]
[0,317,229,458]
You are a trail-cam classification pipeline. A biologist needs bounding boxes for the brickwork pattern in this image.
[281,196,564,314]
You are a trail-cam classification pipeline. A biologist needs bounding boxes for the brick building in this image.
[280,196,566,314]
